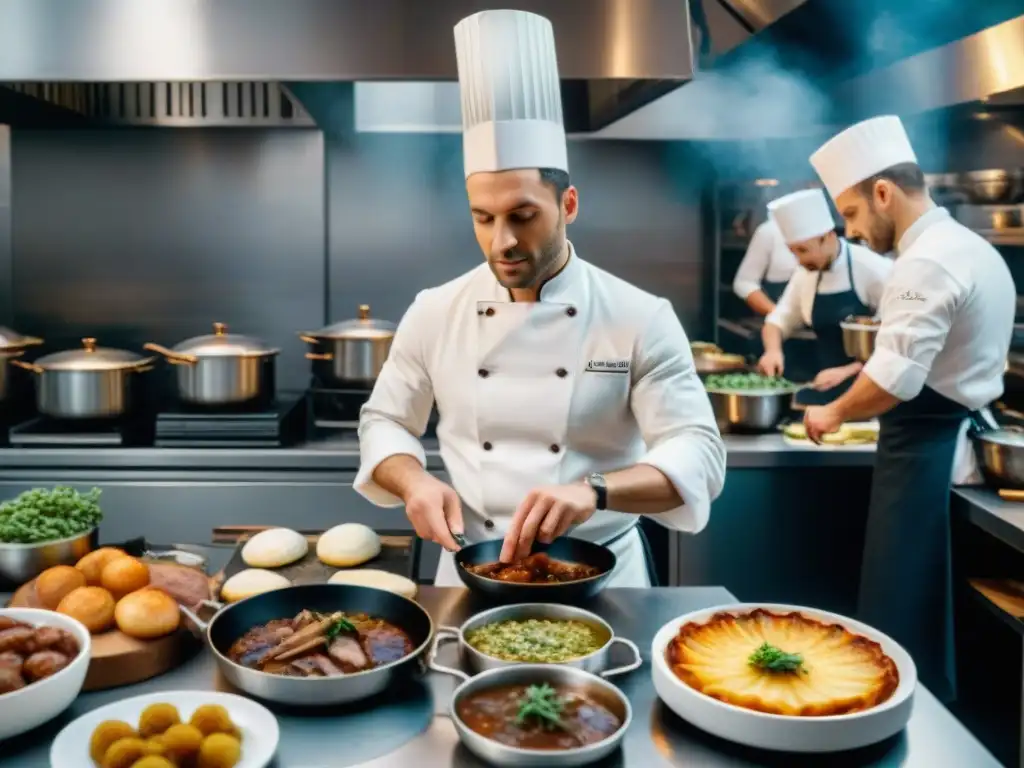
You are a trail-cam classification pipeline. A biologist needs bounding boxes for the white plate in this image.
[50,690,279,768]
[651,603,916,753]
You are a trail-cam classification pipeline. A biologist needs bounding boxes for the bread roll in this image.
[36,565,88,610]
[240,528,308,569]
[76,547,128,586]
[317,523,381,567]
[115,588,181,639]
[101,556,150,599]
[57,586,116,633]
[328,569,417,600]
[220,569,291,603]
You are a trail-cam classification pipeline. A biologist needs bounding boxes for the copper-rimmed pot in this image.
[11,338,154,418]
[145,322,279,406]
[0,326,43,402]
[300,305,396,385]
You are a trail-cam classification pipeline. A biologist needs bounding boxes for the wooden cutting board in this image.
[7,562,208,691]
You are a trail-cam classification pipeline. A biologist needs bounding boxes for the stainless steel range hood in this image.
[0,0,697,133]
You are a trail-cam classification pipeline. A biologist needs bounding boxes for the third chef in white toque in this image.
[803,115,1015,700]
[732,218,797,316]
[758,188,893,407]
[354,9,726,589]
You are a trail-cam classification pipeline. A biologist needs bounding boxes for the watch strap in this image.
[586,473,608,511]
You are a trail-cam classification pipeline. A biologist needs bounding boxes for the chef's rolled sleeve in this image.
[631,300,727,533]
[764,276,802,338]
[861,259,962,401]
[732,223,773,300]
[355,292,435,507]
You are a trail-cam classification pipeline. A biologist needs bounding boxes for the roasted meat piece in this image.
[465,553,600,583]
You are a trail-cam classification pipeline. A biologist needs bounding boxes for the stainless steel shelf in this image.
[979,229,1024,246]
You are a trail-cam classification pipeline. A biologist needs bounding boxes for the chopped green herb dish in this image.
[705,372,794,391]
[466,618,605,663]
[0,487,103,544]
[748,642,805,673]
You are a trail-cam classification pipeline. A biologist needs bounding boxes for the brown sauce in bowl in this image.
[456,683,622,750]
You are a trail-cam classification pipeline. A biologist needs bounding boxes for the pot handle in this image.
[427,626,469,683]
[298,335,319,345]
[600,637,643,678]
[143,343,198,365]
[178,598,224,636]
[305,352,334,361]
[9,359,42,374]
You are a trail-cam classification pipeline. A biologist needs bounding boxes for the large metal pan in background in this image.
[0,327,43,403]
[970,416,1024,490]
[181,583,433,706]
[454,537,616,603]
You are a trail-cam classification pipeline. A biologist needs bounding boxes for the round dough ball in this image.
[36,565,87,610]
[101,556,150,599]
[328,569,417,600]
[89,720,137,764]
[197,732,242,768]
[115,589,181,639]
[240,528,308,568]
[101,736,149,768]
[57,586,116,633]
[138,702,181,738]
[159,723,204,764]
[220,569,291,603]
[189,704,236,737]
[131,757,175,768]
[76,547,128,586]
[317,523,381,567]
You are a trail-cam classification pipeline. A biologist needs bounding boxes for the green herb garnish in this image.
[0,487,103,544]
[748,642,805,673]
[326,615,356,641]
[515,684,568,731]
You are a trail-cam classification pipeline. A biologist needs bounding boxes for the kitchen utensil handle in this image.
[426,627,469,682]
[600,637,643,678]
[998,489,1024,502]
[179,599,223,633]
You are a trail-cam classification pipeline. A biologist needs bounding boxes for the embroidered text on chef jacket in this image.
[732,219,798,300]
[766,242,893,336]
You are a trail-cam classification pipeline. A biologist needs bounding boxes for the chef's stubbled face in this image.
[787,232,835,271]
[835,186,897,254]
[466,169,578,291]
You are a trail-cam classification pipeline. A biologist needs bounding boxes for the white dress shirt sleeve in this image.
[764,273,805,338]
[354,291,435,506]
[852,248,894,312]
[630,299,727,533]
[863,259,963,401]
[733,223,774,300]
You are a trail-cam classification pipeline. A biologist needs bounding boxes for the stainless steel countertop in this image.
[0,434,875,473]
[953,486,1024,553]
[1,588,996,768]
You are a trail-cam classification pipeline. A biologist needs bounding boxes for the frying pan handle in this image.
[427,627,469,683]
[600,637,643,678]
[179,598,224,635]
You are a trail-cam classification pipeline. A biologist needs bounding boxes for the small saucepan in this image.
[299,304,396,386]
[429,603,641,678]
[179,583,433,706]
[454,538,616,603]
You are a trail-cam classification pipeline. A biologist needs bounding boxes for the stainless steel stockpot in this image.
[0,326,43,402]
[299,304,395,385]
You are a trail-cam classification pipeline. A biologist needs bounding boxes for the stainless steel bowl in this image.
[429,603,641,678]
[958,169,1024,205]
[0,528,96,584]
[707,389,793,433]
[840,316,881,362]
[695,352,749,376]
[434,663,631,767]
[972,426,1024,489]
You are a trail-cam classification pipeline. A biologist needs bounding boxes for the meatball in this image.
[0,617,26,632]
[0,650,23,668]
[22,650,70,681]
[31,626,79,657]
[0,666,25,694]
[0,626,35,654]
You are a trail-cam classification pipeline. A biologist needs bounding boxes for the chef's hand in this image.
[804,405,844,445]
[758,350,785,377]
[500,484,597,563]
[402,474,464,552]
[812,366,852,392]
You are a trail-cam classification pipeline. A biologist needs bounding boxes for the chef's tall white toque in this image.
[810,115,917,202]
[453,9,568,178]
[768,188,835,244]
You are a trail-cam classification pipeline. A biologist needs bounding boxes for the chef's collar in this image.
[897,207,949,256]
[824,237,847,272]
[498,240,584,305]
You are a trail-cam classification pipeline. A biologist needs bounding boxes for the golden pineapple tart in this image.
[100,737,150,768]
[137,703,181,739]
[666,609,900,717]
[89,721,137,764]
[159,723,205,764]
[198,733,243,768]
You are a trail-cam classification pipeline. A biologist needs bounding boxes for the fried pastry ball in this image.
[197,733,242,768]
[189,704,236,737]
[138,702,181,738]
[128,758,175,768]
[90,720,138,764]
[101,737,150,768]
[159,723,204,764]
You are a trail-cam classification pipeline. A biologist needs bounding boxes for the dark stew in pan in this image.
[456,683,623,750]
[464,553,602,584]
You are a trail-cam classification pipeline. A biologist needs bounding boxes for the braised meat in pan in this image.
[465,553,601,584]
[0,616,81,694]
[226,609,414,677]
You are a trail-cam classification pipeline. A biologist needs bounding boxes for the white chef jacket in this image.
[765,241,893,338]
[732,220,798,300]
[862,207,1015,483]
[355,243,727,583]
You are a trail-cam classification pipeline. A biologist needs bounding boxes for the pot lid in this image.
[979,426,1024,448]
[308,305,396,340]
[0,326,43,351]
[173,322,279,357]
[35,338,149,371]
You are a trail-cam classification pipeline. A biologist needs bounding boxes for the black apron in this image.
[858,386,979,702]
[794,240,870,407]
